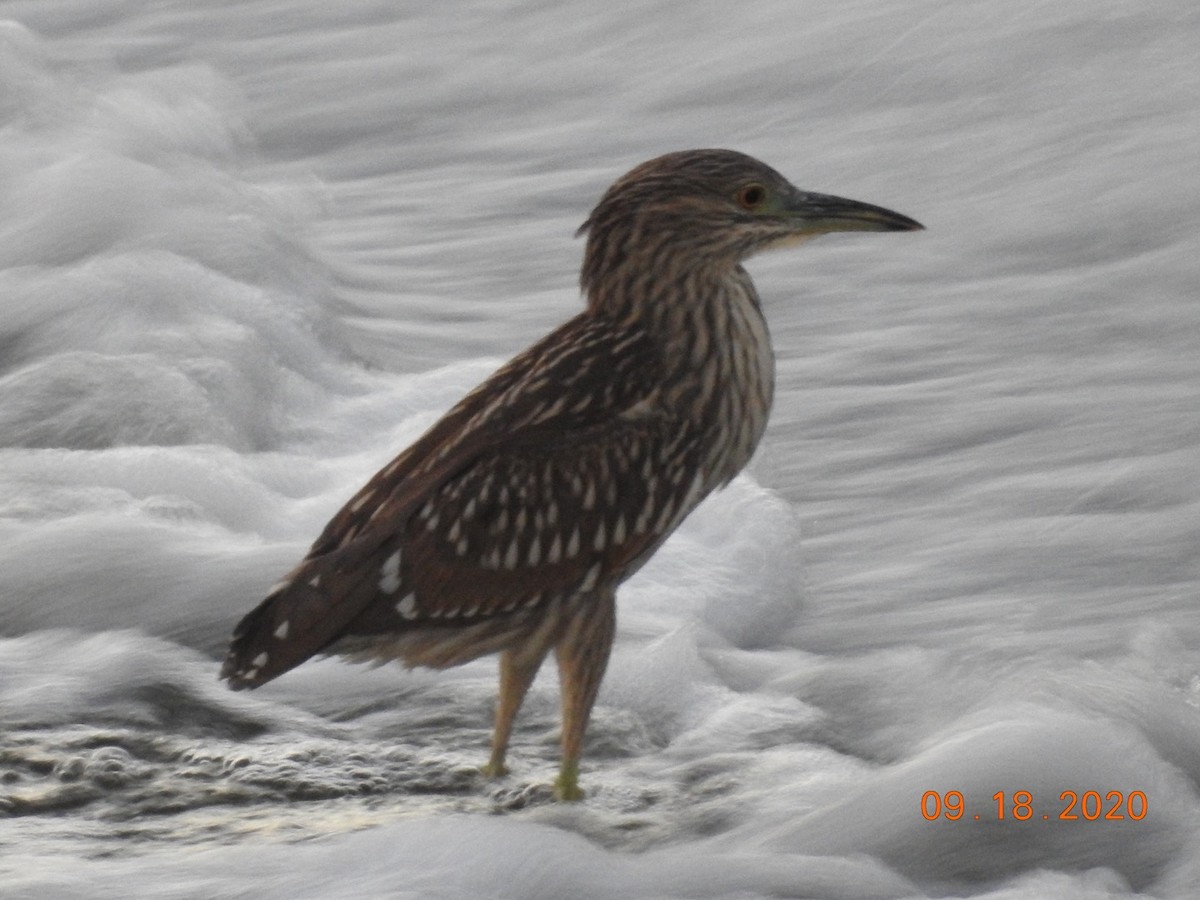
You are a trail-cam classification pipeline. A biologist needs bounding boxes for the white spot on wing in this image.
[566,526,580,558]
[273,620,290,640]
[252,652,269,667]
[618,393,657,420]
[396,593,418,620]
[349,490,374,513]
[379,550,403,593]
[580,563,601,593]
[612,514,627,545]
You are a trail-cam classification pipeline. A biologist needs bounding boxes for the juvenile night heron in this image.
[222,149,922,799]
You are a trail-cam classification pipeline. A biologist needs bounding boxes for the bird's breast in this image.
[704,275,775,487]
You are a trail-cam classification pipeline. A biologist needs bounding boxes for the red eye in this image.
[736,184,766,209]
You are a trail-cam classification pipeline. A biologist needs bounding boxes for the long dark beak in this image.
[785,190,924,234]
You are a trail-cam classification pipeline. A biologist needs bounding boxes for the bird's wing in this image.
[223,313,702,688]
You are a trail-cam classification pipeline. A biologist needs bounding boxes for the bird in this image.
[221,149,922,800]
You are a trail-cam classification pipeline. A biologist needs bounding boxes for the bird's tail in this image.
[220,557,378,690]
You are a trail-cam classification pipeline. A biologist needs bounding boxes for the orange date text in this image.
[920,790,1147,822]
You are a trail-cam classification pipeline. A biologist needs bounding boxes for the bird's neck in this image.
[587,261,776,487]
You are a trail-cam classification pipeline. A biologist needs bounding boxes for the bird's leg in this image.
[483,647,547,778]
[553,589,616,801]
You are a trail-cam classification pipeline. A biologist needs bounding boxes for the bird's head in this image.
[578,149,922,296]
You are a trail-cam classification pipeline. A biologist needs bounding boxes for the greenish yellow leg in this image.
[553,590,616,802]
[554,758,583,801]
[483,648,545,779]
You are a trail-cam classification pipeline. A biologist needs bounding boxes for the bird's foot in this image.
[553,760,585,802]
[480,756,510,779]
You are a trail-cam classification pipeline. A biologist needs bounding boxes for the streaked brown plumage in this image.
[221,149,922,799]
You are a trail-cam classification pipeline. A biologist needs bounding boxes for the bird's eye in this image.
[736,183,767,210]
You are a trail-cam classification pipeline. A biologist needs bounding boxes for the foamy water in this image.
[2,2,1200,897]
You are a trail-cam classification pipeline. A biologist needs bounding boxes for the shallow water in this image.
[2,1,1200,897]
